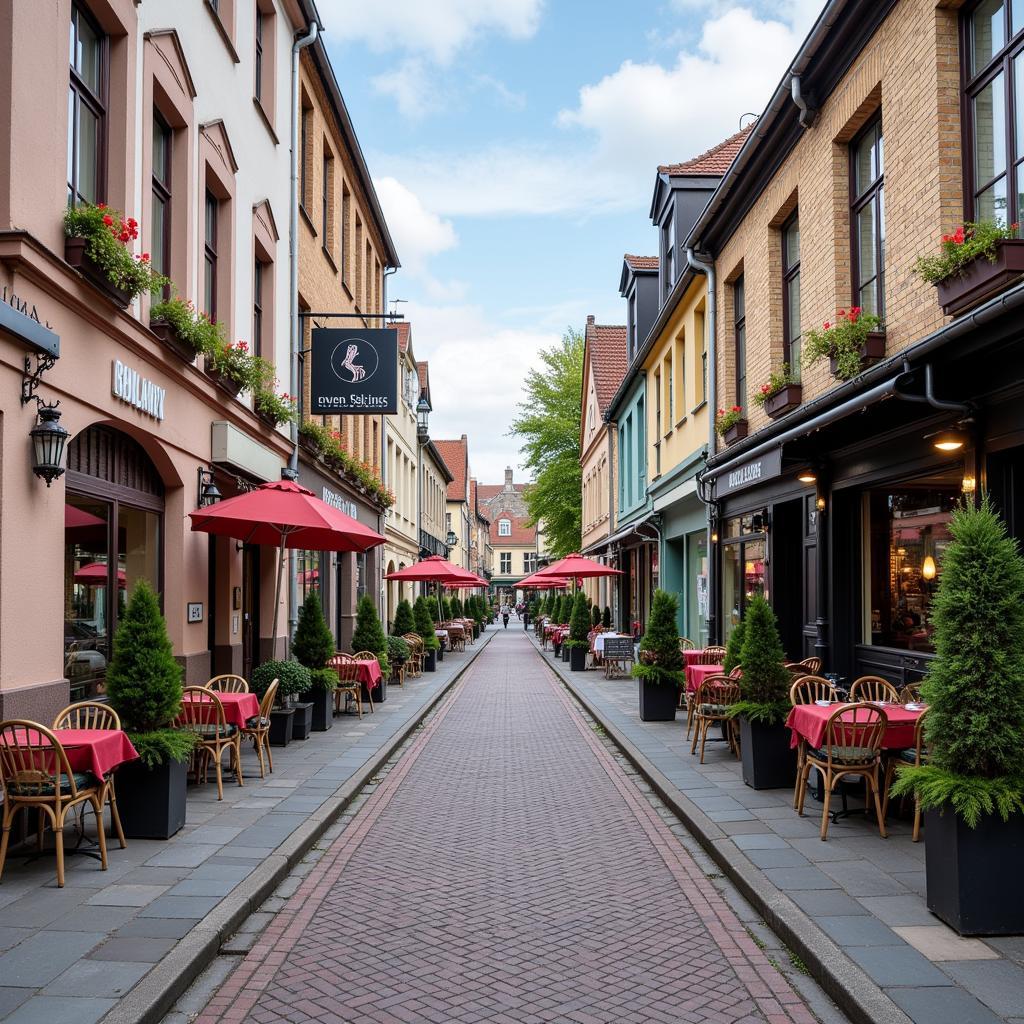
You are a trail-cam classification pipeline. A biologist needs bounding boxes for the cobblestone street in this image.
[190,630,836,1024]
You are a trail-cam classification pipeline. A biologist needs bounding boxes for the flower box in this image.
[257,409,281,430]
[829,331,886,378]
[65,237,131,308]
[762,383,802,419]
[722,419,748,445]
[204,356,244,397]
[150,319,200,363]
[936,239,1024,317]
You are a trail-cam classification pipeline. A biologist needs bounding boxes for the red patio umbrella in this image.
[189,479,385,642]
[532,553,622,591]
[518,572,569,589]
[74,562,127,588]
[385,555,481,617]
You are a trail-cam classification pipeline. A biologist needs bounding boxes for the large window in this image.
[298,549,321,600]
[151,113,171,287]
[851,119,885,318]
[734,277,746,410]
[254,8,264,103]
[498,518,511,537]
[524,552,538,573]
[782,212,801,380]
[204,190,218,320]
[68,2,106,205]
[500,552,512,574]
[696,309,707,406]
[721,513,766,640]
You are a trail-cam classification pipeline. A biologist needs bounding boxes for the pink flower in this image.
[823,321,831,330]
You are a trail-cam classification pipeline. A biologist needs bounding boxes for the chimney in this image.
[586,315,595,326]
[504,467,513,489]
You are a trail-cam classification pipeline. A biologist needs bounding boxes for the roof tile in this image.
[624,254,659,271]
[433,437,468,501]
[658,123,755,176]
[491,513,536,546]
[586,322,628,414]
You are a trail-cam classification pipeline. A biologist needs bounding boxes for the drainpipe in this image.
[607,425,615,616]
[686,246,717,642]
[380,265,397,618]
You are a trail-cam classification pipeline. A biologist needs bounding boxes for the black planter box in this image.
[203,356,244,397]
[291,702,313,740]
[114,757,187,839]
[740,717,797,790]
[937,239,1024,316]
[561,645,570,663]
[923,806,1024,935]
[269,707,295,746]
[762,383,802,419]
[722,419,748,446]
[473,624,480,640]
[423,648,437,672]
[570,646,587,671]
[639,679,677,722]
[363,677,386,703]
[64,237,131,307]
[829,331,887,377]
[150,320,200,363]
[299,688,333,731]
[437,644,444,662]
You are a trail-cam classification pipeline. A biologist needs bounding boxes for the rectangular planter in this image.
[937,239,1024,317]
[639,678,677,722]
[722,419,748,446]
[762,383,802,419]
[423,648,437,672]
[570,645,587,671]
[923,806,1024,935]
[268,707,295,746]
[64,237,132,308]
[829,331,886,377]
[740,717,797,790]
[561,645,570,663]
[114,757,187,839]
[291,701,313,740]
[203,357,244,397]
[150,320,199,363]
[298,687,333,731]
[363,676,386,703]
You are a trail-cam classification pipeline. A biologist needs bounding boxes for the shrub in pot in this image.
[252,660,310,745]
[632,590,684,721]
[892,497,1024,935]
[591,605,602,628]
[291,590,336,731]
[351,594,389,700]
[732,596,795,790]
[387,635,410,683]
[565,592,591,671]
[723,614,746,675]
[414,597,440,671]
[105,581,195,839]
[391,598,415,637]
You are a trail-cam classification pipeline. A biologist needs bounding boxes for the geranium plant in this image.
[150,296,223,356]
[254,381,298,426]
[803,306,882,380]
[752,364,797,406]
[63,201,167,299]
[914,221,1019,285]
[715,405,745,436]
[206,339,268,391]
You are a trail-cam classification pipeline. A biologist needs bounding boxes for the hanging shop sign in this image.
[112,359,166,420]
[716,448,782,498]
[310,327,398,415]
[0,285,59,357]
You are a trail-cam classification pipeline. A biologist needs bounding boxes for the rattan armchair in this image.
[329,654,365,718]
[787,676,838,809]
[697,645,727,665]
[882,707,930,841]
[174,687,243,800]
[689,676,741,764]
[206,674,249,693]
[240,678,278,779]
[849,676,901,703]
[403,634,424,676]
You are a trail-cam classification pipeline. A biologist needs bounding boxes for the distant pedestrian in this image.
[500,602,511,628]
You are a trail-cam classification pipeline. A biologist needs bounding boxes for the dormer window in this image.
[629,290,638,360]
[498,518,511,537]
[663,209,675,296]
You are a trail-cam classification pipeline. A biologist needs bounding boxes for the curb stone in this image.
[531,634,913,1024]
[99,629,496,1024]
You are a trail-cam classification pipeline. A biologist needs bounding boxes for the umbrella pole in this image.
[272,535,286,657]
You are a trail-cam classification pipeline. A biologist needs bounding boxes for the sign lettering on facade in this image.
[322,486,358,520]
[716,448,782,497]
[112,359,166,420]
[310,328,398,415]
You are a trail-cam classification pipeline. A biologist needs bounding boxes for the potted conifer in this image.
[351,594,389,702]
[732,596,795,790]
[414,596,439,671]
[105,581,195,839]
[723,614,746,675]
[391,597,415,638]
[633,590,685,721]
[293,590,335,732]
[591,605,602,628]
[603,605,612,630]
[891,497,1024,935]
[566,592,591,671]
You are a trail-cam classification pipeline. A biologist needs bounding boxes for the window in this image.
[524,552,538,573]
[734,277,746,410]
[782,212,801,380]
[696,309,707,406]
[663,208,675,296]
[666,353,674,425]
[498,518,511,537]
[253,257,265,357]
[851,119,885,317]
[653,369,662,476]
[629,291,639,359]
[637,398,646,492]
[366,240,373,309]
[151,113,171,288]
[355,218,363,305]
[500,552,512,574]
[300,103,312,211]
[254,8,264,103]
[322,145,334,253]
[204,190,218,320]
[68,3,106,205]
[341,183,350,278]
[962,1,1024,225]
[674,333,685,420]
[721,513,767,640]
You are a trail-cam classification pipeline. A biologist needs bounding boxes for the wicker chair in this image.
[174,687,243,800]
[352,652,381,708]
[697,645,727,665]
[798,657,822,674]
[689,676,741,764]
[205,674,249,693]
[796,703,888,841]
[403,633,424,676]
[787,676,838,808]
[849,676,901,703]
[899,682,923,703]
[679,637,697,651]
[329,654,365,718]
[882,707,930,841]
[0,720,108,887]
[240,678,278,779]
[52,702,127,850]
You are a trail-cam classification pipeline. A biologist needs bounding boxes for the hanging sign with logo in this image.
[310,327,398,415]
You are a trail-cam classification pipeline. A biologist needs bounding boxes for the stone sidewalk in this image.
[0,630,494,1024]
[536,635,1024,1024]
[189,628,837,1024]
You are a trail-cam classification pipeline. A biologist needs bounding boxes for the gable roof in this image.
[469,479,490,525]
[658,123,755,176]
[416,359,431,407]
[624,254,659,272]
[492,514,536,546]
[477,482,523,503]
[434,437,468,501]
[396,322,411,354]
[587,322,628,415]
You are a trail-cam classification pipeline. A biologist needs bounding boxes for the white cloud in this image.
[472,74,527,111]
[319,0,543,64]
[372,60,437,119]
[374,176,458,289]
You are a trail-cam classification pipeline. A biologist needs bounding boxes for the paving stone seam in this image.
[533,637,913,1024]
[97,631,495,1024]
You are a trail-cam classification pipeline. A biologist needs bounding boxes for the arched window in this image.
[498,518,511,537]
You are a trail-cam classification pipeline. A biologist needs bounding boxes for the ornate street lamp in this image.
[416,396,430,442]
[197,466,222,507]
[446,529,458,548]
[29,403,68,487]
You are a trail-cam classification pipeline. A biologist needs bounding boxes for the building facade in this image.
[435,436,473,571]
[479,468,540,599]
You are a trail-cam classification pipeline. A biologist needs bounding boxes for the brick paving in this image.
[196,630,822,1024]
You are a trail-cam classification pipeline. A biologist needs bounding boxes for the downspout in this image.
[606,424,615,614]
[380,264,398,616]
[286,20,318,652]
[686,246,717,642]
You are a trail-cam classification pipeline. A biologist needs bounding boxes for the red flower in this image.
[127,217,137,229]
[102,214,114,226]
[823,321,831,330]
[731,405,741,413]
[953,227,965,244]
[140,252,150,262]
[119,229,130,242]
[97,203,106,210]
[761,384,771,394]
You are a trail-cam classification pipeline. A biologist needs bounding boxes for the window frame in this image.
[662,207,675,297]
[734,276,746,411]
[849,116,885,319]
[68,1,108,207]
[254,7,264,103]
[781,211,801,378]
[151,111,172,296]
[500,552,512,575]
[498,518,511,537]
[204,189,218,322]
[253,256,264,358]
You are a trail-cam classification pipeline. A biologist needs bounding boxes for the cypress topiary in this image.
[105,580,194,766]
[567,592,591,648]
[602,605,612,629]
[451,596,463,618]
[391,598,415,636]
[414,596,439,649]
[735,595,791,725]
[292,589,334,670]
[441,596,453,621]
[893,497,1024,825]
[351,594,389,675]
[591,605,602,627]
[723,615,746,674]
[632,589,685,687]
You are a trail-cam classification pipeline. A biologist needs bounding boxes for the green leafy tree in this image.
[591,605,602,627]
[292,589,334,670]
[414,596,439,650]
[723,615,746,674]
[391,598,415,636]
[735,596,791,725]
[105,580,193,766]
[351,594,389,675]
[509,327,584,557]
[602,605,612,629]
[566,592,591,648]
[893,497,1024,825]
[632,590,685,688]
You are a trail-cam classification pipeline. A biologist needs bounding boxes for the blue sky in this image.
[317,0,822,482]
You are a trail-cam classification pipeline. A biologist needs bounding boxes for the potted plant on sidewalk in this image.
[891,497,1024,935]
[292,590,335,732]
[392,598,415,637]
[352,594,389,702]
[602,605,612,630]
[414,597,439,671]
[252,660,311,745]
[803,307,884,381]
[105,581,195,839]
[723,613,746,674]
[731,596,796,790]
[566,592,591,671]
[752,364,801,418]
[632,590,685,721]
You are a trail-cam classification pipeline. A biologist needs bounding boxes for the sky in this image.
[317,0,824,484]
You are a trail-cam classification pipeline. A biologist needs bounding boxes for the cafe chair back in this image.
[0,719,107,887]
[899,682,923,703]
[788,675,838,809]
[329,653,366,719]
[882,706,931,842]
[206,674,249,693]
[798,657,822,674]
[351,651,378,661]
[690,676,741,765]
[697,645,727,665]
[849,676,901,704]
[241,678,278,779]
[173,686,243,801]
[679,637,696,651]
[403,634,424,676]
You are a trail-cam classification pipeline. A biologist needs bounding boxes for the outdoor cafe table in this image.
[682,649,708,667]
[685,663,724,693]
[354,657,383,690]
[186,692,260,729]
[786,702,925,751]
[435,629,449,650]
[14,727,138,780]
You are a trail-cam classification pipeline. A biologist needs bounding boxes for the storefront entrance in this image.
[242,544,261,681]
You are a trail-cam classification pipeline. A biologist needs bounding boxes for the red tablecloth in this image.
[11,727,138,780]
[682,650,707,667]
[184,692,260,729]
[786,703,924,751]
[686,663,724,693]
[355,659,383,690]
